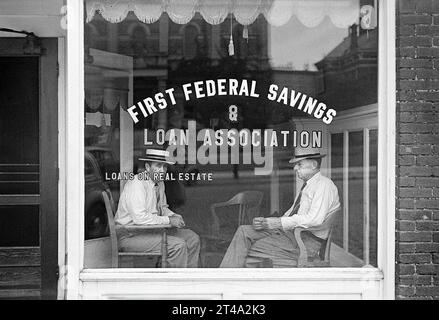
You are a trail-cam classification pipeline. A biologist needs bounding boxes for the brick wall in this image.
[396,0,439,300]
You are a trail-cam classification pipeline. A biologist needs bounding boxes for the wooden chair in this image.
[294,208,341,267]
[101,191,172,268]
[200,191,263,267]
[210,191,264,240]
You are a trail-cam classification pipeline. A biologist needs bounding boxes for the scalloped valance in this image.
[86,0,361,29]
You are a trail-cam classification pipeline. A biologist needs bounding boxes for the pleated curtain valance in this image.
[86,0,361,29]
[85,88,129,111]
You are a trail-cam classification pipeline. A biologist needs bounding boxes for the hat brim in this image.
[139,157,175,165]
[289,154,326,164]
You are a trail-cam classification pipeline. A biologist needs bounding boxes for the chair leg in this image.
[161,230,168,268]
[118,255,134,268]
[155,256,162,268]
[199,240,205,268]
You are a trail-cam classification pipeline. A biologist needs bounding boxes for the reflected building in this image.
[86,13,274,132]
[316,6,378,111]
[313,21,379,266]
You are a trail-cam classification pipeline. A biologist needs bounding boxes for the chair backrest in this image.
[102,190,118,268]
[319,208,341,262]
[225,191,264,225]
[210,191,264,239]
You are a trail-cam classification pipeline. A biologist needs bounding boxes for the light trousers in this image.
[118,228,200,268]
[220,225,322,268]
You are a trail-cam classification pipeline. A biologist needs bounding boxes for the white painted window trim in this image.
[377,0,396,300]
[57,37,67,300]
[66,0,85,300]
[65,0,396,299]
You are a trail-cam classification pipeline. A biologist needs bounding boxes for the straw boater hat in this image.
[289,148,326,165]
[139,148,175,165]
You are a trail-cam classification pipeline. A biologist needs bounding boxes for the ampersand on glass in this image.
[229,105,238,122]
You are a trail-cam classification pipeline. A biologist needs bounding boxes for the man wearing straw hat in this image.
[220,148,340,268]
[115,148,200,268]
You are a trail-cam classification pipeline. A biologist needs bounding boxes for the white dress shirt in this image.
[280,172,340,239]
[115,174,175,226]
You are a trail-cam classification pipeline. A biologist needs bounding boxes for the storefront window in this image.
[83,0,379,269]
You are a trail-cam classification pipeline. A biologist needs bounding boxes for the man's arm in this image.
[280,182,335,231]
[161,206,175,217]
[126,183,170,225]
[253,217,282,231]
[159,186,186,228]
[159,187,176,217]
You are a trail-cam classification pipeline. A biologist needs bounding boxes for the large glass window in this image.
[83,0,379,269]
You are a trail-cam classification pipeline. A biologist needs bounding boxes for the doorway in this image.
[0,38,58,299]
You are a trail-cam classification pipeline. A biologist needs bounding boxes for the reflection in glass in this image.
[348,131,364,259]
[83,0,378,269]
[369,129,378,266]
[331,133,344,250]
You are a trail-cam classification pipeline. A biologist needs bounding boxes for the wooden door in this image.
[0,38,58,299]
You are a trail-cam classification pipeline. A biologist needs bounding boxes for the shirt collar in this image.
[306,171,321,186]
[146,178,163,188]
[137,173,156,187]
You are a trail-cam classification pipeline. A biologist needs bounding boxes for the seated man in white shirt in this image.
[220,150,340,268]
[115,148,200,268]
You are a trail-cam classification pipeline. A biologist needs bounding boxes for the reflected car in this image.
[85,146,120,195]
[85,151,110,240]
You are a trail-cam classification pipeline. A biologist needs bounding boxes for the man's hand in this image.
[252,217,282,231]
[169,215,185,228]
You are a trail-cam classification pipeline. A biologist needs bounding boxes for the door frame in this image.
[0,37,59,299]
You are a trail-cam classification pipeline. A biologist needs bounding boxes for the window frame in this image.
[64,0,396,299]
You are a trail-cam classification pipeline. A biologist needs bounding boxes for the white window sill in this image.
[78,268,384,299]
[80,267,384,282]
